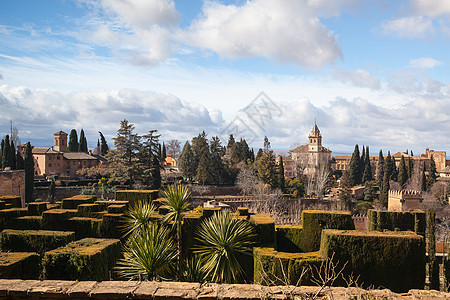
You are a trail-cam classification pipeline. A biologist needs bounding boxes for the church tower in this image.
[308,122,322,152]
[54,131,68,152]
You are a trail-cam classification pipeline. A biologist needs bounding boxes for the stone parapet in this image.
[0,280,447,299]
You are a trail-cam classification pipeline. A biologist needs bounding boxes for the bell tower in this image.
[308,122,322,152]
[54,131,68,152]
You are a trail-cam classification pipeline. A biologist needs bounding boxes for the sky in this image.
[0,0,449,155]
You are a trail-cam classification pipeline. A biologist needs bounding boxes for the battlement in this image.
[388,190,423,212]
[388,190,422,199]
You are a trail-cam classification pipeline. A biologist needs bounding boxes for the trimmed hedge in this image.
[237,207,249,217]
[68,217,102,239]
[95,200,129,211]
[41,209,77,230]
[202,207,221,219]
[181,212,203,257]
[107,204,127,214]
[115,190,158,204]
[0,196,22,208]
[0,229,75,254]
[253,247,322,285]
[249,213,276,248]
[300,210,354,252]
[320,229,425,293]
[42,238,122,281]
[61,195,96,209]
[27,202,47,216]
[367,209,425,236]
[100,214,124,238]
[77,204,101,217]
[276,225,303,253]
[0,252,40,279]
[0,208,29,230]
[10,216,42,230]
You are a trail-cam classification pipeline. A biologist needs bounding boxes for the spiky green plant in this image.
[115,222,177,280]
[178,255,209,283]
[121,200,156,237]
[195,210,255,283]
[161,183,191,270]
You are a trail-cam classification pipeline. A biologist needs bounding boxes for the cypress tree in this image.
[408,157,413,180]
[227,134,235,149]
[67,129,79,152]
[384,152,393,181]
[278,156,286,192]
[0,139,4,169]
[150,155,162,189]
[78,129,88,152]
[24,142,34,203]
[420,169,427,192]
[339,170,352,210]
[427,208,440,290]
[10,141,16,170]
[16,150,24,170]
[97,139,100,149]
[386,151,397,181]
[2,135,10,169]
[99,131,109,155]
[428,155,437,190]
[380,160,390,207]
[349,144,361,186]
[359,146,366,183]
[255,148,263,162]
[362,146,372,184]
[178,141,196,180]
[162,142,167,161]
[49,177,56,203]
[196,134,213,185]
[398,156,407,188]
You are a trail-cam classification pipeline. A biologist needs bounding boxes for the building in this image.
[388,190,423,212]
[0,170,25,206]
[19,131,103,178]
[289,123,332,177]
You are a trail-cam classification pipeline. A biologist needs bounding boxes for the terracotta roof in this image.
[32,148,61,154]
[54,131,68,136]
[63,152,98,160]
[392,152,411,158]
[290,144,308,152]
[334,155,351,160]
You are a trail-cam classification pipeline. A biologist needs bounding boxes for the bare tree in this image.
[250,183,285,222]
[406,159,424,190]
[236,167,258,196]
[9,121,20,146]
[305,172,315,196]
[166,139,181,159]
[315,164,331,199]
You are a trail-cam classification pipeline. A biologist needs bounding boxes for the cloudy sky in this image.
[1,0,449,154]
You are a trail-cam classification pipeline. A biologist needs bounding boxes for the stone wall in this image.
[0,280,446,299]
[0,170,25,207]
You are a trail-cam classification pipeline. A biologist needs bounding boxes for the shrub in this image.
[77,204,101,217]
[0,252,40,279]
[68,217,102,239]
[115,190,158,204]
[101,214,124,238]
[249,213,276,248]
[10,216,42,230]
[0,208,29,230]
[42,238,122,281]
[276,225,303,253]
[320,229,425,292]
[61,195,96,209]
[41,209,77,230]
[0,196,22,208]
[27,202,47,215]
[367,209,425,236]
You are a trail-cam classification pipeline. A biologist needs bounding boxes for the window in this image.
[48,163,52,168]
[57,156,60,160]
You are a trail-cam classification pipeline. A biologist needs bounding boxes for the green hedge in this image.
[0,208,29,230]
[77,204,101,217]
[27,202,47,216]
[202,207,221,219]
[41,209,77,230]
[100,214,124,238]
[276,225,303,252]
[0,252,40,279]
[237,207,249,217]
[0,229,75,254]
[0,196,22,208]
[42,238,122,281]
[69,217,102,239]
[300,210,354,252]
[95,200,129,211]
[367,209,425,236]
[115,190,158,204]
[253,247,322,285]
[181,212,202,257]
[249,214,276,248]
[10,216,42,230]
[107,204,127,214]
[320,229,425,293]
[61,195,96,209]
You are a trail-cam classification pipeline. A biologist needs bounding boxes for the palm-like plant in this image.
[121,200,156,237]
[115,222,177,280]
[195,210,255,283]
[161,183,191,270]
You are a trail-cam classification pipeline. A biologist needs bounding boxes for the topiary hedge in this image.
[0,208,29,230]
[100,214,124,238]
[27,202,47,216]
[115,190,158,204]
[10,216,42,230]
[95,200,129,211]
[61,195,96,209]
[0,252,40,279]
[42,238,122,281]
[41,209,77,230]
[300,210,354,252]
[253,247,322,285]
[0,229,75,255]
[276,225,303,253]
[68,217,102,239]
[77,204,101,217]
[249,214,276,248]
[367,209,425,236]
[0,196,22,208]
[181,212,203,257]
[320,229,425,293]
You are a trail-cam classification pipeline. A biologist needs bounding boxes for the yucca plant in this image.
[121,200,156,238]
[161,183,191,271]
[178,254,209,283]
[115,222,177,280]
[195,210,255,283]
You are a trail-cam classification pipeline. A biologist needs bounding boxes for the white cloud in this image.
[409,57,443,69]
[182,0,343,70]
[411,0,450,17]
[381,16,434,38]
[331,68,380,90]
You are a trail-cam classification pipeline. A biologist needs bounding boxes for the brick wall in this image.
[0,170,25,206]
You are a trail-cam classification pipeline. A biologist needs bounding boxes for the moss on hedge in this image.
[253,247,322,285]
[95,200,129,211]
[367,209,425,236]
[41,209,77,230]
[300,210,354,252]
[77,204,101,217]
[10,216,42,230]
[61,195,96,209]
[0,252,40,279]
[115,190,158,204]
[0,229,75,254]
[249,213,276,248]
[276,225,303,252]
[107,204,127,214]
[181,212,202,257]
[320,229,425,293]
[0,196,22,208]
[202,207,221,219]
[69,217,102,239]
[100,213,124,238]
[42,238,122,281]
[27,202,47,216]
[0,208,29,230]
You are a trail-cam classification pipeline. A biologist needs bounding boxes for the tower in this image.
[308,122,322,152]
[54,131,68,152]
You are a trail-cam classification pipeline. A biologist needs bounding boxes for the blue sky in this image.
[0,0,449,155]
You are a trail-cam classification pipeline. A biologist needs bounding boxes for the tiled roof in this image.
[290,145,308,152]
[63,152,98,160]
[32,148,61,154]
[54,131,67,136]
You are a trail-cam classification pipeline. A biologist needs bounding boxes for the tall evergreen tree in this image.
[420,169,427,191]
[99,131,109,156]
[348,144,361,186]
[376,150,384,185]
[10,141,16,170]
[67,129,79,152]
[386,152,397,181]
[138,130,161,189]
[210,136,228,185]
[427,208,439,290]
[384,152,393,181]
[428,155,437,190]
[397,156,407,188]
[49,177,56,203]
[380,160,390,207]
[162,142,167,161]
[24,142,34,203]
[196,133,213,185]
[78,129,88,153]
[250,148,255,163]
[408,157,413,180]
[0,139,4,169]
[362,146,372,184]
[360,146,366,182]
[278,156,286,192]
[255,148,263,162]
[1,135,11,169]
[16,150,24,170]
[227,134,235,150]
[364,180,376,202]
[257,137,277,187]
[178,141,196,180]
[339,170,352,210]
